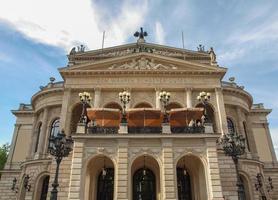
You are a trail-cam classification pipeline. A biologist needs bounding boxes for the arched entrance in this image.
[176,155,208,200]
[134,102,152,108]
[104,102,122,111]
[85,155,115,200]
[131,155,160,200]
[196,103,216,132]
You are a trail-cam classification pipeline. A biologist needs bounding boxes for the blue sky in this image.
[0,0,278,155]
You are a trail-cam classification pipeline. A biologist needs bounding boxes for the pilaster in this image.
[60,88,72,135]
[68,141,84,200]
[186,88,192,108]
[206,138,224,200]
[161,139,177,200]
[263,123,277,162]
[155,88,161,109]
[246,115,259,159]
[5,124,21,169]
[94,88,101,108]
[27,115,38,159]
[215,88,228,134]
[116,139,129,200]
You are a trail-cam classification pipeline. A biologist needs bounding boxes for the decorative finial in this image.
[134,27,148,43]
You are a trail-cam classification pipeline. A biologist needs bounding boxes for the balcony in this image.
[78,107,213,135]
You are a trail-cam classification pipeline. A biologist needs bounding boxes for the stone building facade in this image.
[0,37,277,200]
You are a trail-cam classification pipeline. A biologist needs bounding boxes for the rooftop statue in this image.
[134,27,148,43]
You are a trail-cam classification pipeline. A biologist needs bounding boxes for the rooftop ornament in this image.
[79,92,92,123]
[159,91,171,123]
[197,44,205,52]
[119,90,131,123]
[134,27,148,43]
[48,130,74,200]
[218,132,246,200]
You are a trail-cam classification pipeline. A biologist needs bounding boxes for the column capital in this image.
[94,87,101,92]
[185,87,193,91]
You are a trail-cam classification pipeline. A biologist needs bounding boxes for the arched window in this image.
[165,102,183,111]
[70,103,91,134]
[104,102,122,111]
[50,118,60,137]
[227,118,235,134]
[97,168,114,200]
[133,168,156,200]
[196,103,216,132]
[239,176,247,200]
[134,102,152,108]
[34,122,42,153]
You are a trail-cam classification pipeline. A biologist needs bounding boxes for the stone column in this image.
[68,141,84,200]
[205,138,224,200]
[116,139,129,200]
[94,88,101,108]
[161,139,177,200]
[37,107,49,157]
[263,123,277,162]
[186,88,192,108]
[215,88,228,134]
[155,88,161,109]
[5,124,20,169]
[60,88,72,135]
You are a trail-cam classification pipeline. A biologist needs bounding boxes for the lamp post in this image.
[49,130,74,200]
[159,91,171,123]
[197,91,211,122]
[78,92,92,123]
[218,132,246,200]
[119,91,131,123]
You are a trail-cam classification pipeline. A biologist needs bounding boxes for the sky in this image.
[0,0,277,156]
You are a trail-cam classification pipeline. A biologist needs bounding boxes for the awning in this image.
[127,108,163,127]
[169,108,204,127]
[87,108,121,127]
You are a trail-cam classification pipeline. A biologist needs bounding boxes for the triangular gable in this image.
[61,52,225,72]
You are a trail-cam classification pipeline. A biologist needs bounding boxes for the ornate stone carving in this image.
[108,57,177,70]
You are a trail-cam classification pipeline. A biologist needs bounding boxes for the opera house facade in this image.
[0,33,277,200]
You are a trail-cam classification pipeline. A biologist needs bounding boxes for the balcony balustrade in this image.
[77,107,212,135]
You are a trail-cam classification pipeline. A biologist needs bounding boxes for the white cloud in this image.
[218,48,246,64]
[270,128,278,158]
[155,21,165,44]
[0,0,148,52]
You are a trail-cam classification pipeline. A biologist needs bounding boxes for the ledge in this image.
[72,133,221,140]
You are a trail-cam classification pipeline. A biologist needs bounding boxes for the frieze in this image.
[108,57,177,70]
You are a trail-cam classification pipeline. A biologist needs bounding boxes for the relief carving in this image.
[108,57,177,70]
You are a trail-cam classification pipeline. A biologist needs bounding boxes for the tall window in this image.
[243,122,251,151]
[239,176,247,200]
[133,168,156,200]
[177,167,192,200]
[34,122,42,153]
[227,118,235,134]
[97,168,114,200]
[50,118,60,137]
[40,176,50,200]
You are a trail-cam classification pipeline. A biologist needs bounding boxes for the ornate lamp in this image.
[49,130,74,200]
[159,91,171,123]
[79,92,92,123]
[218,132,246,200]
[255,173,274,200]
[119,91,131,123]
[197,91,211,122]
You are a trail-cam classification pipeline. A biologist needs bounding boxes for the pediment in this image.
[61,52,226,73]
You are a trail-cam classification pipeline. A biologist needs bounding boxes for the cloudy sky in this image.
[0,0,277,156]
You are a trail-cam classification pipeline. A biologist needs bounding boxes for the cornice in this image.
[31,87,64,106]
[222,87,253,108]
[11,110,34,116]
